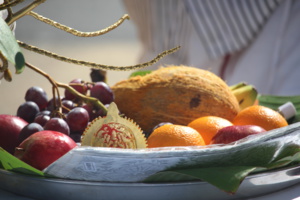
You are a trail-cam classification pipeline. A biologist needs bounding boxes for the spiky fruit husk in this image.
[81,103,147,149]
[111,65,240,133]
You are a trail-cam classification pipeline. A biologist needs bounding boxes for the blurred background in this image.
[0,0,142,115]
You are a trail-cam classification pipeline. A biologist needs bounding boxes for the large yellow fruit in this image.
[111,66,240,134]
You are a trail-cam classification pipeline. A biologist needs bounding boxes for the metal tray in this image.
[0,165,299,200]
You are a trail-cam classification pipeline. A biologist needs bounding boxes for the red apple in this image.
[0,114,28,154]
[211,125,266,145]
[14,130,77,170]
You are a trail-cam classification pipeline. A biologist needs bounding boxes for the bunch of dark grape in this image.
[16,79,114,143]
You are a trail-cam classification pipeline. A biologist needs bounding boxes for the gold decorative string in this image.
[9,6,180,71]
[18,41,180,71]
[28,11,130,37]
[0,0,24,10]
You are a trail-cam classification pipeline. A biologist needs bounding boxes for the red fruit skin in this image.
[14,130,77,170]
[0,115,28,154]
[211,125,266,145]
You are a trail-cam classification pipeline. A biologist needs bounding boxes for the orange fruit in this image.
[233,105,288,131]
[147,124,205,148]
[188,116,233,145]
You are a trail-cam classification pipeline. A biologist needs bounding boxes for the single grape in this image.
[44,117,70,135]
[64,79,88,101]
[90,82,114,105]
[17,101,40,123]
[17,122,44,144]
[66,107,89,132]
[62,99,75,113]
[25,86,48,110]
[34,114,50,126]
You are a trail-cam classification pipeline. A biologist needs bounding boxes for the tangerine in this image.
[147,124,205,148]
[233,105,288,131]
[188,116,233,145]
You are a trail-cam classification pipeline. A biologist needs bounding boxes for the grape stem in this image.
[25,62,108,115]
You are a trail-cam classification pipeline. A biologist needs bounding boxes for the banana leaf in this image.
[1,123,300,194]
[42,122,300,194]
[0,147,45,176]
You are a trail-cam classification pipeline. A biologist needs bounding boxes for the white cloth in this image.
[122,0,300,95]
[184,0,281,59]
[224,0,300,95]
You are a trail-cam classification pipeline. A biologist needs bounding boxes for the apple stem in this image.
[15,147,25,151]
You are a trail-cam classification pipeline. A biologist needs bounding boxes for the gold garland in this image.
[28,11,130,37]
[0,0,24,10]
[18,41,180,71]
[2,2,180,72]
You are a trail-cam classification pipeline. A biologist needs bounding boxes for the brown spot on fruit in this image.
[190,94,201,108]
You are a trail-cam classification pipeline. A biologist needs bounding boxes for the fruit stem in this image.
[6,0,46,25]
[25,62,108,115]
[15,147,24,151]
[56,82,107,113]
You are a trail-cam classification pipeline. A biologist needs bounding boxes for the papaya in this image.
[111,65,240,134]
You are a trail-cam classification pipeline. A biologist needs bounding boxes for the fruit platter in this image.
[1,1,300,200]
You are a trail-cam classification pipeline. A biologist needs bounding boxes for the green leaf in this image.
[144,155,300,194]
[144,166,257,193]
[269,151,300,168]
[0,147,44,176]
[148,166,257,194]
[0,17,25,74]
[129,70,152,78]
